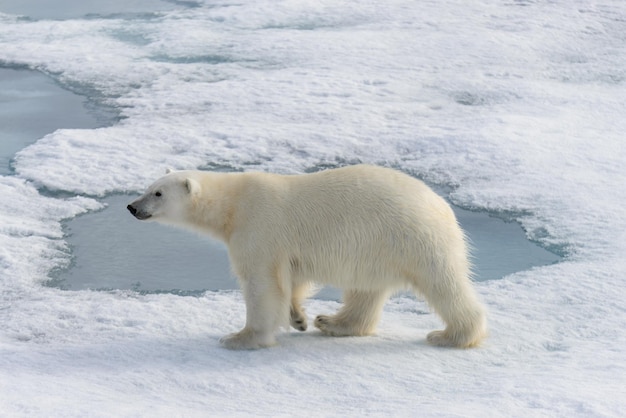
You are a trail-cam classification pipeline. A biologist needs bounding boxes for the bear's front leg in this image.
[220,275,289,350]
[289,282,312,332]
[219,327,276,350]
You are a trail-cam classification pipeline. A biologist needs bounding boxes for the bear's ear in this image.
[165,168,176,174]
[185,178,201,195]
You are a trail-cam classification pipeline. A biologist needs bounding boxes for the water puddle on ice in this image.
[0,0,184,20]
[49,194,236,296]
[49,192,561,300]
[0,67,115,175]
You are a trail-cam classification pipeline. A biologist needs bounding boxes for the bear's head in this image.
[127,169,201,226]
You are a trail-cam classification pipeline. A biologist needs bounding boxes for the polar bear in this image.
[127,165,487,350]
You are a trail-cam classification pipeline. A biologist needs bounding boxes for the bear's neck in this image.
[188,172,246,243]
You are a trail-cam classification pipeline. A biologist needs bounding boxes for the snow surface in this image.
[1,0,626,416]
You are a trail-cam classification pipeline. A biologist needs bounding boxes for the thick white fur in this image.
[128,165,487,350]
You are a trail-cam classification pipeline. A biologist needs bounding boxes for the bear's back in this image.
[259,166,459,280]
[283,165,453,226]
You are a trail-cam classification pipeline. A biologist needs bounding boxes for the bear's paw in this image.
[219,328,276,350]
[290,306,308,332]
[314,315,372,337]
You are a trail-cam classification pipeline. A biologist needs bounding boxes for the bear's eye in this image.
[155,191,162,197]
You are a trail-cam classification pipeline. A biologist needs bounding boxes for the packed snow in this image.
[1,0,625,416]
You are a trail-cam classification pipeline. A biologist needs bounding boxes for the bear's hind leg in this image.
[314,289,389,336]
[416,276,487,348]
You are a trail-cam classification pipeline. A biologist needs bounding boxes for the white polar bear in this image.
[127,165,487,350]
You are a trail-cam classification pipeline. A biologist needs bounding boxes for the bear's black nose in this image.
[127,204,137,216]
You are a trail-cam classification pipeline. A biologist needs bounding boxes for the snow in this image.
[1,0,626,416]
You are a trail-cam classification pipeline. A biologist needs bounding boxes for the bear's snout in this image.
[127,203,151,220]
